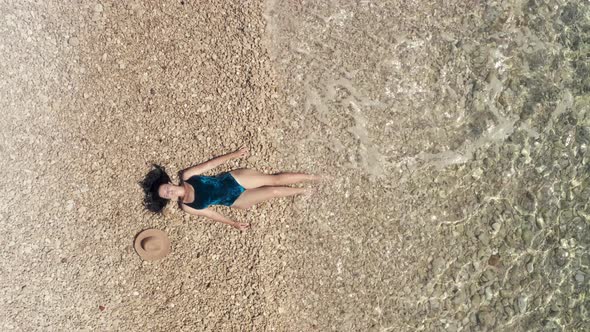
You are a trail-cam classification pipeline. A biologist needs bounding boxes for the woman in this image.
[138,146,321,231]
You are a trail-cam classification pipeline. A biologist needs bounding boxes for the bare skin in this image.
[157,146,322,231]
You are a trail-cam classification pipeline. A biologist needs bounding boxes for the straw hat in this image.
[134,229,171,261]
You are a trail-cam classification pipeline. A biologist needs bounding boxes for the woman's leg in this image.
[230,168,319,189]
[231,186,307,209]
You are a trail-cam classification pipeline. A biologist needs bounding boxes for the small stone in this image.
[447,322,459,332]
[554,248,568,267]
[430,298,440,309]
[488,254,501,267]
[431,258,445,273]
[477,309,495,327]
[452,291,465,305]
[521,229,533,245]
[492,222,501,232]
[517,296,527,313]
[477,248,487,259]
[133,291,139,296]
[575,271,584,283]
[94,3,103,12]
[478,231,490,245]
[471,293,480,307]
[472,168,483,179]
[68,36,79,46]
[526,262,534,273]
[536,217,545,229]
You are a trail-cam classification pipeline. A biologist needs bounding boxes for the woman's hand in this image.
[233,146,249,159]
[232,222,251,231]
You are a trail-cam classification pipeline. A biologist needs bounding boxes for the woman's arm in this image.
[182,146,249,179]
[187,206,250,231]
[204,209,250,231]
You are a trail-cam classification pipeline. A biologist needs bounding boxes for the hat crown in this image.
[134,229,170,261]
[142,237,162,251]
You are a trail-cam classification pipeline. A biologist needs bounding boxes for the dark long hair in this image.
[138,164,171,214]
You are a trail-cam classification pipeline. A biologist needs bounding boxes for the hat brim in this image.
[134,229,171,261]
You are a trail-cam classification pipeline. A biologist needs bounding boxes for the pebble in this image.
[462,316,470,326]
[68,36,79,46]
[521,229,533,245]
[536,217,545,229]
[575,271,584,283]
[478,232,490,245]
[472,168,483,179]
[555,248,568,266]
[483,269,496,282]
[488,254,501,267]
[452,291,464,305]
[517,296,527,313]
[471,294,480,307]
[477,248,487,259]
[432,258,445,274]
[477,309,495,327]
[504,306,514,317]
[485,287,493,301]
[491,222,501,232]
[430,298,440,309]
[94,3,103,12]
[559,238,569,247]
[526,262,534,273]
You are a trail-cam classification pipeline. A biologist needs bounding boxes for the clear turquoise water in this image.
[267,0,589,330]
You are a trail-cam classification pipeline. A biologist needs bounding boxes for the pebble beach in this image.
[1,1,588,331]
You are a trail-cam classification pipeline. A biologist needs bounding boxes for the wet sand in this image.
[1,0,588,331]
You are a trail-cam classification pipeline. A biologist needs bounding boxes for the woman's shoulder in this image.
[181,168,198,181]
[181,171,201,182]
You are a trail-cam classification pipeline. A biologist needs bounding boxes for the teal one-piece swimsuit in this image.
[183,172,246,210]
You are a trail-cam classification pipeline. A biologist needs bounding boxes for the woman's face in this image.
[158,183,175,199]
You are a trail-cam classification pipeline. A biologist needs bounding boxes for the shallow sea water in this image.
[265,0,589,330]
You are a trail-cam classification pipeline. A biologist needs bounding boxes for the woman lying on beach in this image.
[138,147,320,231]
